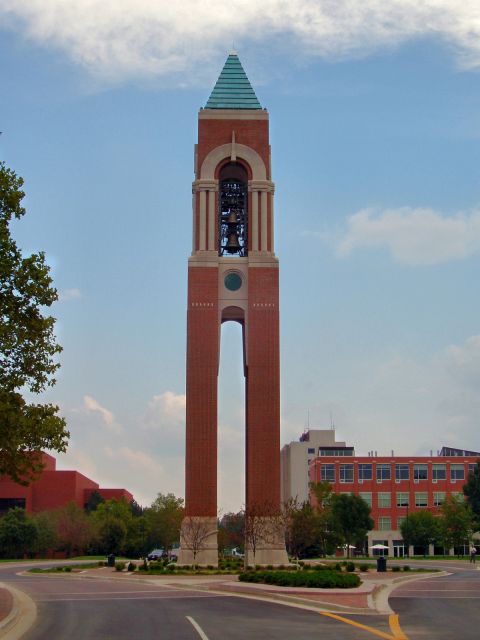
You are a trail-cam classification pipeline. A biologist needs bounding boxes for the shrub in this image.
[127,562,136,572]
[392,566,401,572]
[64,566,72,572]
[115,562,126,572]
[346,562,355,572]
[238,570,360,589]
[334,562,342,571]
[359,564,369,572]
[403,565,411,571]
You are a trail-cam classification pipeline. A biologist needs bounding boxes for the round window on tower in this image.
[224,272,242,291]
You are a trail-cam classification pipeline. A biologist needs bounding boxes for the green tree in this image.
[309,481,341,556]
[463,459,480,528]
[331,493,373,557]
[91,498,136,555]
[286,502,322,559]
[84,490,105,514]
[0,161,68,483]
[0,507,38,558]
[218,511,245,554]
[400,511,439,556]
[145,493,184,555]
[55,502,94,557]
[439,496,474,555]
[32,510,58,556]
[98,518,127,555]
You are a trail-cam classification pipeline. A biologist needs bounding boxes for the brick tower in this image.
[178,53,288,566]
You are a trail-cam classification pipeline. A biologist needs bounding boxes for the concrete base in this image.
[177,516,218,567]
[244,516,289,567]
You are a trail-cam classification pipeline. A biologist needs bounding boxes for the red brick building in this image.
[308,445,479,556]
[0,453,133,515]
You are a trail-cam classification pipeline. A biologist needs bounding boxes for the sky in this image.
[1,1,480,512]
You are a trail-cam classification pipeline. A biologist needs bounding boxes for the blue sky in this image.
[1,1,479,511]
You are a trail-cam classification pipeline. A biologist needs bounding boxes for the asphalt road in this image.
[390,560,480,640]
[1,559,479,639]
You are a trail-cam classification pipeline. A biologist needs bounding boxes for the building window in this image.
[359,492,372,507]
[340,464,354,483]
[376,464,391,482]
[397,516,406,529]
[433,492,446,506]
[450,492,462,499]
[468,463,477,475]
[321,464,335,483]
[378,516,391,531]
[450,464,465,482]
[0,498,26,514]
[413,464,428,481]
[396,492,410,507]
[307,448,315,454]
[432,464,446,481]
[395,464,409,481]
[378,492,391,508]
[358,464,372,481]
[319,448,354,456]
[415,492,428,507]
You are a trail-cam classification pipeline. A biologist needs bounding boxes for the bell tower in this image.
[179,52,288,566]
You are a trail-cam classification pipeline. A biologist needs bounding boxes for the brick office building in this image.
[282,431,479,556]
[0,452,133,515]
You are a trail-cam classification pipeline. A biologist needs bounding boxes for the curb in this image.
[370,570,449,614]
[0,583,37,640]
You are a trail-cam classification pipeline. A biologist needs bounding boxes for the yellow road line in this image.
[319,611,396,640]
[389,614,408,639]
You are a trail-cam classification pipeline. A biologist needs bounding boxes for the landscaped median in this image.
[239,570,361,588]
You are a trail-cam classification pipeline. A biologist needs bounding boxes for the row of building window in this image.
[319,462,474,483]
[357,491,461,509]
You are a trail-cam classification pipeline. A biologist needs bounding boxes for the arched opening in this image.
[218,315,246,513]
[218,162,248,257]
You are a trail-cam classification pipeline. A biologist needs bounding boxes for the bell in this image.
[227,211,237,226]
[226,231,241,253]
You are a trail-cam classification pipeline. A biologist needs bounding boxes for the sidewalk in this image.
[0,589,13,624]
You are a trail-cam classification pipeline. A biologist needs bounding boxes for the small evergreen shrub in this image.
[238,570,360,589]
[392,566,401,572]
[64,567,72,572]
[115,562,126,572]
[403,565,411,571]
[359,564,369,572]
[346,562,355,573]
[334,562,342,571]
[127,562,136,572]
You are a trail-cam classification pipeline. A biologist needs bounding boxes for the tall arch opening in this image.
[218,311,246,513]
[219,162,248,257]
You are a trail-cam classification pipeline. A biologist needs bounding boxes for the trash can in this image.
[107,554,115,567]
[376,556,387,572]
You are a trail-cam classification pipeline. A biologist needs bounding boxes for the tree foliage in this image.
[400,511,439,554]
[0,507,38,558]
[0,161,68,482]
[331,493,373,557]
[439,495,474,552]
[144,493,184,554]
[463,459,480,527]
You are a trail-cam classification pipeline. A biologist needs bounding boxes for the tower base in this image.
[244,516,289,567]
[177,516,218,567]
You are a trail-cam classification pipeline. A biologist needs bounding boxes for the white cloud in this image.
[333,207,480,265]
[83,394,123,433]
[2,1,480,84]
[58,287,82,301]
[143,390,185,431]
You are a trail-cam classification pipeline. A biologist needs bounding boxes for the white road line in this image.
[186,616,210,640]
[36,594,222,602]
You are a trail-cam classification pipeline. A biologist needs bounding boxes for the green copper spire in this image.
[205,51,262,110]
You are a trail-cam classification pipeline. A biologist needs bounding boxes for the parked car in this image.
[147,549,164,561]
[231,547,245,558]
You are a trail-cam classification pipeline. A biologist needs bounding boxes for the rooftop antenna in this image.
[329,410,335,431]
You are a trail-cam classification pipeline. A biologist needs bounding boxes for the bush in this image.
[63,566,72,572]
[359,564,369,572]
[334,562,342,571]
[403,565,411,571]
[115,562,126,572]
[346,562,355,572]
[238,570,360,589]
[392,566,401,572]
[127,562,136,572]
